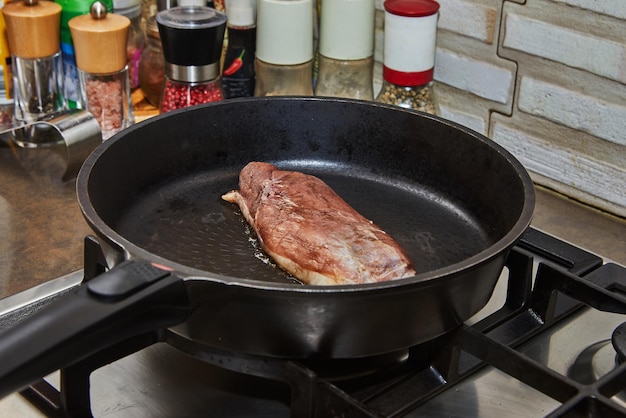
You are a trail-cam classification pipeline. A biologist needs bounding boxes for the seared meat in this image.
[222,162,416,285]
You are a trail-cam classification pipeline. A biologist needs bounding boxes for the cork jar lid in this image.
[3,0,62,58]
[69,2,130,74]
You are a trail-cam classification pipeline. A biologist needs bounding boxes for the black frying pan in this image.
[0,97,534,398]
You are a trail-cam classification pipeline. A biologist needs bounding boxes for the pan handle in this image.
[0,261,190,400]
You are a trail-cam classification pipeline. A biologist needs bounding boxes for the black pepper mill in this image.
[3,0,66,125]
[156,6,227,112]
[376,0,440,114]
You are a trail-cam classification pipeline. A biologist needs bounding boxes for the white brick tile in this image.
[434,49,514,104]
[518,77,626,146]
[492,122,626,211]
[438,105,487,135]
[437,0,498,44]
[503,13,626,83]
[551,0,626,19]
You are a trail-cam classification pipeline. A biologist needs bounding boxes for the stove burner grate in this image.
[13,229,626,417]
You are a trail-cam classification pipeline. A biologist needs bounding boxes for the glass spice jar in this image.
[114,0,146,90]
[254,0,313,96]
[138,16,165,107]
[140,0,157,35]
[69,1,134,139]
[156,6,227,112]
[3,0,67,124]
[376,0,440,114]
[79,70,132,134]
[315,0,375,100]
[160,78,223,111]
[222,0,256,99]
[56,0,114,109]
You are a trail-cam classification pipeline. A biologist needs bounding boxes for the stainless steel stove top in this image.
[0,228,625,417]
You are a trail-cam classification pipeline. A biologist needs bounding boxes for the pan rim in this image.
[77,96,536,293]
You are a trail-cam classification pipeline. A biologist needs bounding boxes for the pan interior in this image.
[114,161,491,284]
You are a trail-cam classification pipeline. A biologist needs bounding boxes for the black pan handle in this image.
[0,261,190,400]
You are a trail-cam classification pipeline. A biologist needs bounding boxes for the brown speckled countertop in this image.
[0,139,624,300]
[0,142,92,298]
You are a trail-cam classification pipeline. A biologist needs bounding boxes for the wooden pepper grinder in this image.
[3,0,66,125]
[69,1,133,140]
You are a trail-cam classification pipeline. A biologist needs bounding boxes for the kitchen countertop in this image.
[0,132,625,300]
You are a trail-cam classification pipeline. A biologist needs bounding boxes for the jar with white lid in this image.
[376,0,439,114]
[315,0,375,100]
[222,0,256,99]
[254,0,313,96]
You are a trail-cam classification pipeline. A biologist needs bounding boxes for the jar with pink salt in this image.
[69,1,135,140]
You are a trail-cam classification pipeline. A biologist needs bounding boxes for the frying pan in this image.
[0,97,534,398]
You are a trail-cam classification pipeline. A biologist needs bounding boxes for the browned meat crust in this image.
[222,162,416,285]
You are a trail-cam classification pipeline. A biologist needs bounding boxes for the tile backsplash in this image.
[373,0,626,217]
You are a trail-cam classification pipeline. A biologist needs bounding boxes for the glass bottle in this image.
[114,0,146,90]
[69,1,134,139]
[140,0,157,35]
[315,0,375,100]
[156,6,227,112]
[138,16,165,107]
[0,5,14,127]
[56,0,113,109]
[3,0,67,124]
[376,0,440,114]
[254,0,313,96]
[222,0,256,99]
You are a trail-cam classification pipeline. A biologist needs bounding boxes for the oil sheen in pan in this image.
[113,167,491,284]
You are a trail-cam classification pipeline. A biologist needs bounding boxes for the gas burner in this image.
[165,328,412,383]
[612,322,626,363]
[567,339,617,384]
[566,333,626,409]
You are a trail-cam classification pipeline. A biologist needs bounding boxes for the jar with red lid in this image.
[156,6,226,113]
[376,0,440,114]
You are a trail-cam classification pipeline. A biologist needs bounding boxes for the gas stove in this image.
[0,227,625,417]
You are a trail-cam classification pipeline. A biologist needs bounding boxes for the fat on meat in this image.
[221,162,416,285]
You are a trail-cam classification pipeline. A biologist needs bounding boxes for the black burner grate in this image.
[14,229,626,417]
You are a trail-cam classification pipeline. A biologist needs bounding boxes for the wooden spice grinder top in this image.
[3,0,62,58]
[69,1,130,74]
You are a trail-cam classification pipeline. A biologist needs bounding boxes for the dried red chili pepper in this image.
[223,49,245,76]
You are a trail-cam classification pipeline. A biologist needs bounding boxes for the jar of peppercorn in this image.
[375,0,440,115]
[156,6,227,113]
[3,0,66,124]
